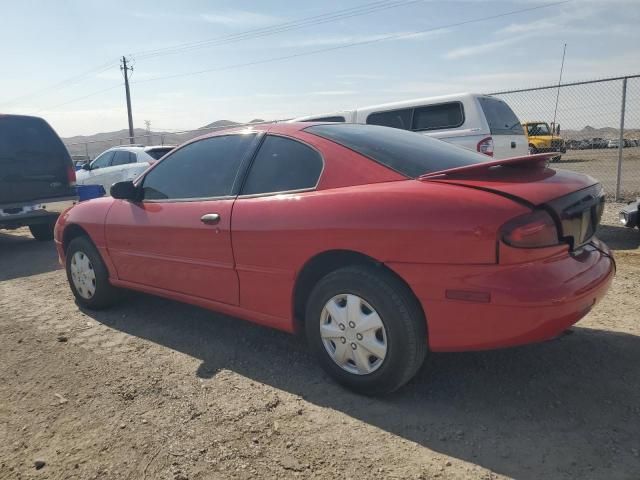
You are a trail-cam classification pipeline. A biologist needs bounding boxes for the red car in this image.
[55,123,614,394]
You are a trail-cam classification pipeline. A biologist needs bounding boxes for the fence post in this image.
[615,77,628,201]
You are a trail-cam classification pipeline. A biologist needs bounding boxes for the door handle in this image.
[200,213,221,225]
[511,141,517,148]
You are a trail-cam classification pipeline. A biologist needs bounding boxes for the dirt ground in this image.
[1,203,639,480]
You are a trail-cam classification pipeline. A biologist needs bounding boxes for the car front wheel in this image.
[65,236,120,309]
[305,265,427,395]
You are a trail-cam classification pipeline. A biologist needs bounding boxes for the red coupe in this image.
[55,123,614,394]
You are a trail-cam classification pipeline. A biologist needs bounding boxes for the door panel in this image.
[106,198,238,305]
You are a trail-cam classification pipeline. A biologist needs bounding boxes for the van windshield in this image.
[306,123,488,177]
[478,97,524,135]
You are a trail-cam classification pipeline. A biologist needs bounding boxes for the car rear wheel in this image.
[528,144,538,155]
[29,222,55,241]
[66,236,120,309]
[305,265,427,395]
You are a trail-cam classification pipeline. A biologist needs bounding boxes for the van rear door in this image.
[477,96,528,159]
[0,115,75,204]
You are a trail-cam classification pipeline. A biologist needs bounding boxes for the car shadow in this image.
[597,223,640,251]
[0,231,61,281]
[85,294,640,480]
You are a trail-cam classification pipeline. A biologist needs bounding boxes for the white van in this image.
[292,93,528,159]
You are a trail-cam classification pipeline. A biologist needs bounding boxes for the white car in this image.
[291,93,528,159]
[76,145,175,194]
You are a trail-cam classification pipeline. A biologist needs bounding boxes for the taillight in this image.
[477,136,494,157]
[67,165,77,186]
[501,210,559,248]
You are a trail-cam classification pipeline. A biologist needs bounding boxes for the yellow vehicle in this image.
[522,121,566,162]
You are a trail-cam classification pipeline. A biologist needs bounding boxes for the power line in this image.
[1,60,120,108]
[34,84,122,113]
[134,0,570,85]
[132,0,424,60]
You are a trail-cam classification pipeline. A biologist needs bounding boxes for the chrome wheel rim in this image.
[320,294,387,375]
[70,251,96,299]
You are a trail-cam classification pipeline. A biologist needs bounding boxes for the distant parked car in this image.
[292,93,529,159]
[607,139,621,149]
[76,145,175,194]
[55,122,613,394]
[620,200,639,231]
[0,114,77,240]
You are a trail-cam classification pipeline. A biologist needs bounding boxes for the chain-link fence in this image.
[491,74,640,200]
[65,74,640,200]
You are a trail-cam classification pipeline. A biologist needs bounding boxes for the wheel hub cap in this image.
[70,251,96,299]
[320,294,388,375]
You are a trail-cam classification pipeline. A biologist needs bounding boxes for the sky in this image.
[1,0,639,137]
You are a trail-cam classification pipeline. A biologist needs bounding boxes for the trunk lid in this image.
[420,153,604,249]
[0,115,75,204]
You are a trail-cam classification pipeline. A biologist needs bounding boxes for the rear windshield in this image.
[477,97,524,135]
[305,123,488,177]
[301,116,346,123]
[0,116,70,171]
[146,147,174,160]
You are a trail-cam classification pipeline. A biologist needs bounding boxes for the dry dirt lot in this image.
[1,204,639,480]
[557,147,640,198]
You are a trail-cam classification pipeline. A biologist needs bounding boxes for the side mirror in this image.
[110,181,139,201]
[557,124,561,135]
[82,163,91,171]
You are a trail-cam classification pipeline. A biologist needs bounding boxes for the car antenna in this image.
[551,43,567,136]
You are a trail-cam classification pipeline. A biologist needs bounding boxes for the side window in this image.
[91,151,115,169]
[142,134,257,200]
[366,109,412,130]
[412,102,464,131]
[111,151,137,166]
[241,136,323,195]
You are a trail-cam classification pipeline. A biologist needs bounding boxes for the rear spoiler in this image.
[418,152,557,180]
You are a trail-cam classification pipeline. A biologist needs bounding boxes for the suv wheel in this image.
[29,223,55,241]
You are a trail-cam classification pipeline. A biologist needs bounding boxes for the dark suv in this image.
[0,114,77,240]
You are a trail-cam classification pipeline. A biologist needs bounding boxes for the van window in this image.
[478,97,524,135]
[412,102,464,131]
[306,123,487,178]
[366,109,412,130]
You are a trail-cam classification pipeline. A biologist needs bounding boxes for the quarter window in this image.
[142,134,257,200]
[366,109,412,130]
[412,102,464,131]
[241,135,323,195]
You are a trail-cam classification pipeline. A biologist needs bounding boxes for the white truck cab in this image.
[292,93,528,159]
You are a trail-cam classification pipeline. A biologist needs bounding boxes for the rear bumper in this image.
[388,240,614,352]
[0,196,77,226]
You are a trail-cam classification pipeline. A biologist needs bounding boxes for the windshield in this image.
[527,123,551,136]
[305,123,488,177]
[146,147,175,160]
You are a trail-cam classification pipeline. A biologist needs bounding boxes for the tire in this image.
[305,265,427,395]
[528,144,538,155]
[65,236,120,310]
[29,222,55,241]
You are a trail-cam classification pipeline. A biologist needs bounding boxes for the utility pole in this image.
[120,56,135,144]
[144,120,151,145]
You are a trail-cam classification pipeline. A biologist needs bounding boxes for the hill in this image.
[63,119,264,159]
